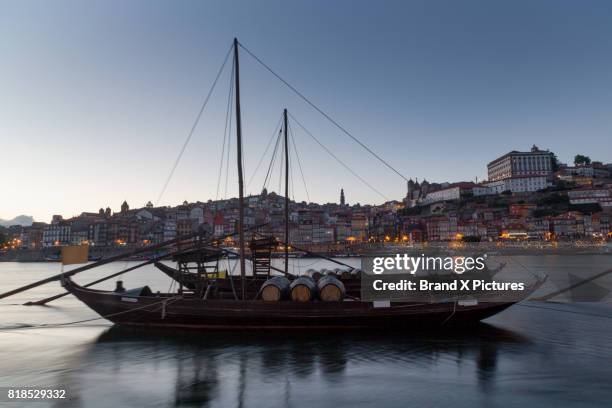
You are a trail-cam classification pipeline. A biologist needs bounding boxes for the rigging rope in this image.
[224,68,234,199]
[237,41,408,182]
[263,128,283,191]
[216,56,236,200]
[247,114,284,190]
[278,139,284,194]
[289,112,390,201]
[289,145,295,201]
[156,43,233,205]
[288,120,310,202]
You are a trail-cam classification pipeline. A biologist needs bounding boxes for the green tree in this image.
[574,154,591,166]
[551,153,560,172]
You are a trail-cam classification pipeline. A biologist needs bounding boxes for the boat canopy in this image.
[171,247,224,264]
[121,286,153,298]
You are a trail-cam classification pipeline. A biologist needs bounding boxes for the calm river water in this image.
[0,255,611,407]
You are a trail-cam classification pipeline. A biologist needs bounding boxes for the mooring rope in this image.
[517,302,612,320]
[440,300,458,326]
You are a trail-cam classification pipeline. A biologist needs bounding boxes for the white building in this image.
[484,175,550,194]
[70,230,89,245]
[472,185,493,196]
[163,219,177,241]
[135,209,155,221]
[561,165,610,179]
[189,207,204,225]
[487,145,553,182]
[42,224,71,247]
[568,188,612,209]
[422,183,475,204]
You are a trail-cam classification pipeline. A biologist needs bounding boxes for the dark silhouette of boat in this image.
[62,276,523,330]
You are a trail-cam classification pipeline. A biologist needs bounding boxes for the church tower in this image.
[340,188,346,206]
[406,179,415,199]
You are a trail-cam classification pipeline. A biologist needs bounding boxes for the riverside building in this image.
[487,145,553,181]
[484,145,554,193]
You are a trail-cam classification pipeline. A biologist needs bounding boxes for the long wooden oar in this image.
[533,267,612,301]
[0,232,198,301]
[15,223,270,304]
[23,258,161,306]
[25,241,209,306]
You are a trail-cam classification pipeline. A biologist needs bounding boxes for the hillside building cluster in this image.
[2,146,611,251]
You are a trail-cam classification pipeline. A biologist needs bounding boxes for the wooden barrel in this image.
[290,276,318,302]
[350,269,363,279]
[260,276,290,301]
[340,269,352,280]
[317,276,346,301]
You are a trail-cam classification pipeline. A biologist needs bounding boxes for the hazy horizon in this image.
[2,0,612,222]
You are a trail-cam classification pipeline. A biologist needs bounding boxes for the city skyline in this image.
[2,0,612,222]
[3,142,610,227]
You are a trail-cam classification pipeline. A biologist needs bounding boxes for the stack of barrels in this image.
[260,273,346,302]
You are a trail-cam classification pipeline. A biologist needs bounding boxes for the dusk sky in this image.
[2,0,612,222]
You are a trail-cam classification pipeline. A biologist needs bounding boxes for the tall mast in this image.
[233,38,246,300]
[283,109,289,275]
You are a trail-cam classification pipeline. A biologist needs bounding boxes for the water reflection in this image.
[2,260,611,407]
[58,325,530,407]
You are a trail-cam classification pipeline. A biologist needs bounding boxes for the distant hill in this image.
[0,215,34,227]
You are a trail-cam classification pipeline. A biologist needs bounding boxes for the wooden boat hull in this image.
[63,278,516,331]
